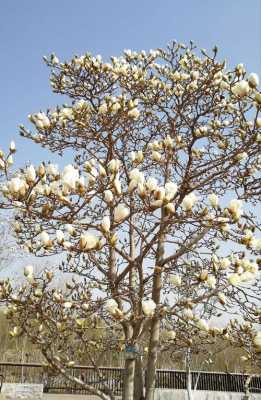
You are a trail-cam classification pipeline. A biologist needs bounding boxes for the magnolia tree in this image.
[0,41,261,400]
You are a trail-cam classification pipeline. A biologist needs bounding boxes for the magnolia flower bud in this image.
[104,190,114,203]
[232,80,250,97]
[218,292,227,305]
[206,276,216,289]
[181,192,198,211]
[169,274,181,287]
[9,141,16,152]
[40,231,50,246]
[26,165,36,182]
[256,118,261,128]
[142,299,156,317]
[114,204,129,223]
[165,203,175,213]
[24,265,34,277]
[197,319,209,332]
[208,193,219,208]
[101,216,110,233]
[200,270,208,281]
[248,73,259,88]
[108,159,120,174]
[228,199,243,220]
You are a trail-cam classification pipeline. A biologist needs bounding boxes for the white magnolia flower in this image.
[26,165,36,182]
[24,265,34,277]
[232,80,250,97]
[236,152,248,162]
[56,230,64,243]
[183,308,194,320]
[62,165,79,190]
[80,233,99,250]
[104,190,114,203]
[240,271,256,283]
[66,224,75,235]
[98,103,108,114]
[165,330,176,340]
[248,73,259,88]
[181,192,198,211]
[60,107,74,120]
[40,231,50,246]
[104,299,118,314]
[207,276,216,289]
[253,332,261,348]
[108,159,120,174]
[169,274,182,287]
[152,151,161,162]
[208,193,219,208]
[146,177,158,192]
[114,204,129,223]
[8,177,26,193]
[228,199,243,219]
[165,182,178,201]
[220,257,231,269]
[47,164,59,176]
[101,216,110,232]
[142,299,156,316]
[197,319,209,332]
[250,238,261,251]
[228,273,241,287]
[34,112,51,129]
[129,168,144,185]
[128,108,140,119]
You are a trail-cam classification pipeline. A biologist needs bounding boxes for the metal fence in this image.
[0,362,260,395]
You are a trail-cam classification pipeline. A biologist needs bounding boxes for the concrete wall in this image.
[154,389,261,400]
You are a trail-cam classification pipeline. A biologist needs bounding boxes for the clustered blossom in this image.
[0,42,261,398]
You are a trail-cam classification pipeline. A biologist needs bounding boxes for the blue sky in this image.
[0,0,260,166]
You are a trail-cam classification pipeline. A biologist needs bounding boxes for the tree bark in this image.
[134,355,145,400]
[145,316,160,400]
[122,357,135,400]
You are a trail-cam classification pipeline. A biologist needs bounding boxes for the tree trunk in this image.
[145,317,160,400]
[122,357,135,400]
[186,368,194,400]
[134,355,145,400]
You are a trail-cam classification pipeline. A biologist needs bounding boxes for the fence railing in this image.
[0,362,260,395]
